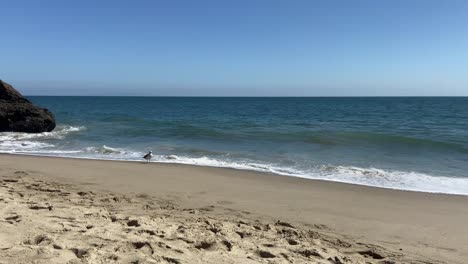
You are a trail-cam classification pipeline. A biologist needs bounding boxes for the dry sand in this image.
[1,154,467,263]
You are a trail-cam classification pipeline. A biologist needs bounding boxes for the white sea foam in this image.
[84,145,127,155]
[0,125,86,153]
[316,165,468,195]
[78,145,143,160]
[0,140,54,152]
[2,137,468,195]
[0,125,86,142]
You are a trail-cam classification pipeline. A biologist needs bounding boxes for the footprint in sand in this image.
[29,204,53,211]
[25,234,53,246]
[257,250,276,258]
[287,238,299,245]
[71,248,89,259]
[357,249,386,260]
[194,240,217,251]
[3,179,19,183]
[296,249,322,258]
[5,214,22,224]
[131,241,154,255]
[162,256,182,264]
[127,219,141,227]
[275,220,295,228]
[221,240,233,251]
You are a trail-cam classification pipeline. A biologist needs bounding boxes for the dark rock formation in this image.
[0,80,56,133]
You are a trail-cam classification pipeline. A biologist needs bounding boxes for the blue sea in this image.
[1,97,468,195]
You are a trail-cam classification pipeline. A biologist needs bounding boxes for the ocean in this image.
[1,97,468,195]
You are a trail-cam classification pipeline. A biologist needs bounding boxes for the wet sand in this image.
[1,154,467,263]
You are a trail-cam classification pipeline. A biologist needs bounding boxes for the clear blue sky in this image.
[1,0,467,96]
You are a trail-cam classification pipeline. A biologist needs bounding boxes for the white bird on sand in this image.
[143,151,153,163]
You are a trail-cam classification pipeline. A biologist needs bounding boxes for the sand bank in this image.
[1,154,467,263]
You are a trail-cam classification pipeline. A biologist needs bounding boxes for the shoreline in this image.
[2,152,467,197]
[1,153,468,263]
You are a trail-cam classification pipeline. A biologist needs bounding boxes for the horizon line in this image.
[24,95,468,98]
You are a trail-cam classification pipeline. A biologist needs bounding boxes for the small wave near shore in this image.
[1,123,468,196]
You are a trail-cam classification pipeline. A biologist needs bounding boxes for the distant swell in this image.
[114,125,468,152]
[331,132,468,152]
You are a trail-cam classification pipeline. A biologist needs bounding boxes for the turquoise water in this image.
[2,97,468,194]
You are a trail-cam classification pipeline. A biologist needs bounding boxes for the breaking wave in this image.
[0,125,86,141]
[0,126,86,153]
[1,122,467,196]
[3,142,468,195]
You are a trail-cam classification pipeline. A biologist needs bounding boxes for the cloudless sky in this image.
[1,0,468,96]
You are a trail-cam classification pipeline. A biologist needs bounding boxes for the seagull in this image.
[143,151,153,163]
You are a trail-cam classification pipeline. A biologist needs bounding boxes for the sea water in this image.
[1,97,468,195]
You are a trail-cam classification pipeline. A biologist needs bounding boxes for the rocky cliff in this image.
[0,80,56,133]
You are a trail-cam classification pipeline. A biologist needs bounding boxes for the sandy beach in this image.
[1,154,467,263]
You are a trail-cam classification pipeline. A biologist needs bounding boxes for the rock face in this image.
[0,80,56,133]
